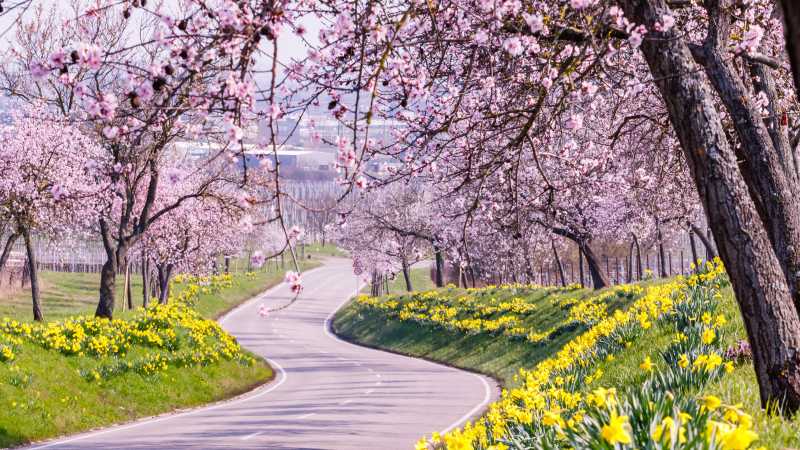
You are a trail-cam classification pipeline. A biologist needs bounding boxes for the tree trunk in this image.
[657,226,668,278]
[124,259,133,310]
[142,257,150,308]
[623,0,800,412]
[779,0,800,120]
[689,228,699,267]
[0,233,19,271]
[581,243,609,289]
[21,227,42,322]
[691,32,800,313]
[632,233,643,280]
[626,240,634,283]
[433,245,445,287]
[691,223,717,259]
[157,264,173,304]
[401,257,413,292]
[96,257,117,318]
[551,241,567,287]
[578,247,585,288]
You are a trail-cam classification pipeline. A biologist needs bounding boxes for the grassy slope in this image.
[337,271,643,385]
[0,260,322,322]
[0,253,329,448]
[335,275,800,448]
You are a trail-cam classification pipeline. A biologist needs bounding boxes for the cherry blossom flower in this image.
[502,37,524,56]
[738,25,765,54]
[258,304,270,318]
[30,61,49,80]
[284,271,303,294]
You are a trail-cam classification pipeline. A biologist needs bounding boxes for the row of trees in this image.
[291,0,800,414]
[6,0,800,417]
[0,1,301,320]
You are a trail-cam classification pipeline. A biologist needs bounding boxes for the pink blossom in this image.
[474,30,489,45]
[50,184,67,201]
[30,61,49,80]
[564,113,584,130]
[655,14,675,32]
[226,122,244,143]
[102,126,120,139]
[284,271,302,294]
[77,43,102,70]
[502,37,524,56]
[288,225,303,240]
[570,0,592,10]
[251,250,266,268]
[522,13,544,33]
[738,25,764,54]
[355,175,368,189]
[334,13,355,36]
[269,103,282,120]
[258,304,270,318]
[49,49,67,67]
[136,82,155,102]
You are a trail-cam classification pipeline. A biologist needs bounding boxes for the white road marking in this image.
[440,373,494,434]
[297,413,316,419]
[241,431,262,441]
[28,359,289,449]
[365,389,375,395]
[340,399,353,405]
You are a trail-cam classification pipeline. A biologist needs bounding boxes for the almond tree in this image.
[0,105,106,320]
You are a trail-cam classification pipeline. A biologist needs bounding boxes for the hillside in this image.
[334,260,797,449]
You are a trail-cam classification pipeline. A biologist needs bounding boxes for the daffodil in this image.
[640,356,654,372]
[601,412,632,445]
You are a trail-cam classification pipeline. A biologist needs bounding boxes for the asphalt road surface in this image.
[26,258,498,450]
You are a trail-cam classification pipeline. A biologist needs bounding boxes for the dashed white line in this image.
[365,389,375,395]
[340,399,353,405]
[296,413,316,419]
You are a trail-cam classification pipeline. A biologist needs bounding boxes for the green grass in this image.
[0,250,327,447]
[335,281,641,386]
[0,259,323,322]
[362,266,438,296]
[0,342,271,448]
[192,259,321,319]
[335,277,800,448]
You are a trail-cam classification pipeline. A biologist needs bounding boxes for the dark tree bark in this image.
[0,233,19,271]
[691,223,717,259]
[779,0,800,104]
[551,241,567,287]
[626,241,634,283]
[20,226,43,321]
[632,233,643,280]
[125,260,133,310]
[401,257,413,292]
[581,243,610,289]
[549,227,609,289]
[142,257,150,308]
[689,227,699,267]
[622,0,800,412]
[433,244,445,287]
[157,263,173,304]
[689,17,800,311]
[578,246,585,288]
[96,219,122,319]
[657,226,668,278]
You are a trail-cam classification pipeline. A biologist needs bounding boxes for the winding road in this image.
[26,258,499,450]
